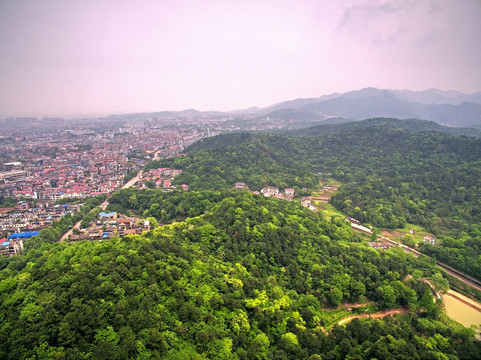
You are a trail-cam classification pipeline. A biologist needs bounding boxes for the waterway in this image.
[442,291,481,339]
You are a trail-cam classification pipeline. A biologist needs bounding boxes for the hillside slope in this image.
[1,191,479,359]
[148,119,481,280]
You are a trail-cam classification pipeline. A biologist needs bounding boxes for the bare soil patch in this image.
[337,308,411,326]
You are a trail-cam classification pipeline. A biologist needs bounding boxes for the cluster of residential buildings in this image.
[0,199,81,255]
[234,182,317,211]
[0,116,215,200]
[0,137,142,201]
[259,185,295,200]
[0,237,24,256]
[0,118,213,255]
[235,183,295,199]
[70,211,150,241]
[137,168,187,191]
[0,201,80,234]
[0,231,38,256]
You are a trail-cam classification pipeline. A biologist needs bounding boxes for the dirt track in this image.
[338,308,410,326]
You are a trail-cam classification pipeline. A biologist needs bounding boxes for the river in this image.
[442,291,481,339]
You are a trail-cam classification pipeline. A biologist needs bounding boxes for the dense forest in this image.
[286,118,481,138]
[147,133,318,191]
[148,119,481,280]
[1,191,479,359]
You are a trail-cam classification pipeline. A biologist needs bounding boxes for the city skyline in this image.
[1,0,481,117]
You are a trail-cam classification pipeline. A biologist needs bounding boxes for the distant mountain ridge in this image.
[248,88,481,128]
[390,88,481,105]
[92,87,481,129]
[256,87,481,110]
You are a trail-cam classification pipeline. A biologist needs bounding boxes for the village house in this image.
[423,235,437,245]
[301,197,311,208]
[144,220,151,231]
[69,234,89,241]
[261,185,279,197]
[0,238,23,256]
[8,231,40,240]
[162,180,171,190]
[284,188,294,197]
[15,202,31,211]
[235,182,247,189]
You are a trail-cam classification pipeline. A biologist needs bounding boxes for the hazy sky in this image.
[1,0,480,116]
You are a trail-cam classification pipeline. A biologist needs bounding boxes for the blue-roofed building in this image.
[99,212,117,220]
[8,231,39,240]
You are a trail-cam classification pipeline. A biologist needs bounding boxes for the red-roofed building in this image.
[284,188,294,197]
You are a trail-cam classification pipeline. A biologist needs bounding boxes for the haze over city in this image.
[1,0,480,116]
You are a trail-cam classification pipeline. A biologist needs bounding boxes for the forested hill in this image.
[1,191,480,359]
[157,120,481,233]
[284,118,481,138]
[148,119,481,279]
[148,132,319,191]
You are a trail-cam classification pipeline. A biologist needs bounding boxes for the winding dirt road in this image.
[337,308,411,326]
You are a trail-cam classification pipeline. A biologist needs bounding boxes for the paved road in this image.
[59,170,143,241]
[123,170,143,188]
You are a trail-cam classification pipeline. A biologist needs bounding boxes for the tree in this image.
[146,217,159,229]
[279,332,300,355]
[431,273,449,294]
[231,310,250,335]
[145,180,155,189]
[329,287,343,307]
[380,284,397,308]
[251,333,270,359]
[129,194,139,209]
